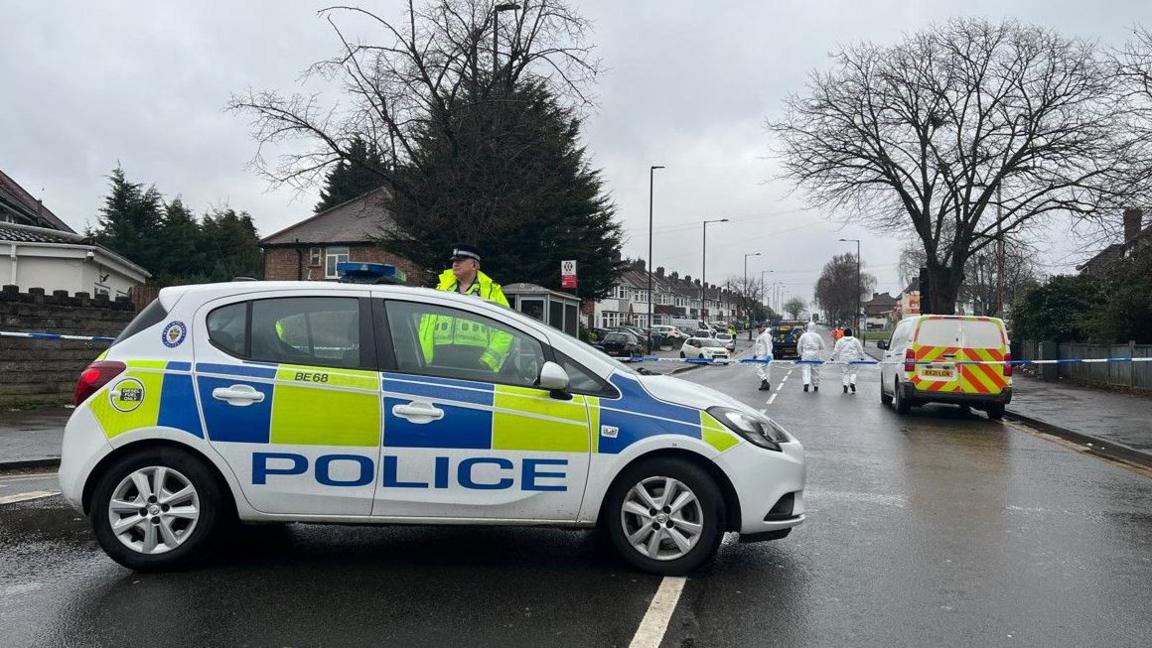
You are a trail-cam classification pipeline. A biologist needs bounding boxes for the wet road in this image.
[3,349,1152,647]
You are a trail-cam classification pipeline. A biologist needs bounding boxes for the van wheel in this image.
[604,458,724,576]
[985,404,1005,420]
[893,379,911,414]
[90,448,223,571]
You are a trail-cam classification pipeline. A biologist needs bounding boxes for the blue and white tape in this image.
[619,355,1152,367]
[1,330,116,343]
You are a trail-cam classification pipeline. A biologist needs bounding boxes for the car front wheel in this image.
[604,458,725,575]
[90,448,223,571]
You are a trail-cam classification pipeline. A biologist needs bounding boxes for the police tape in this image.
[619,355,1152,367]
[0,330,116,343]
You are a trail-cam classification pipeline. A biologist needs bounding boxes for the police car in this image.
[59,281,805,575]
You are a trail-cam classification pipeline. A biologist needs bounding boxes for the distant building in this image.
[1079,208,1151,276]
[259,188,425,285]
[0,170,148,296]
[863,291,900,329]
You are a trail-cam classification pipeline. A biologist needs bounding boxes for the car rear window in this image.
[960,320,1005,348]
[112,299,168,345]
[603,333,627,343]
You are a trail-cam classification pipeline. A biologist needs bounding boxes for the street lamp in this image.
[647,165,664,352]
[493,3,521,80]
[744,252,761,340]
[701,218,728,325]
[839,238,861,333]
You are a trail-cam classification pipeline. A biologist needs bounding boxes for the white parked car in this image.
[59,281,804,575]
[715,333,736,352]
[652,324,688,342]
[680,337,731,360]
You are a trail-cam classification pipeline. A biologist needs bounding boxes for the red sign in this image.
[561,275,577,289]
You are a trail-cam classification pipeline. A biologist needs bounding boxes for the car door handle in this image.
[392,401,444,424]
[212,384,266,406]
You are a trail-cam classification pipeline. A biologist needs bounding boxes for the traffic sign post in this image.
[561,260,577,289]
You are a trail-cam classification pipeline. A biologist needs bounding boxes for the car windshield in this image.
[716,334,732,341]
[698,338,725,348]
[603,333,627,343]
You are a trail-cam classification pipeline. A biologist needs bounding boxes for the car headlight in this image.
[707,407,790,451]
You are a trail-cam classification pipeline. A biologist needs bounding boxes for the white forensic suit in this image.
[753,328,774,386]
[829,334,866,389]
[796,322,826,390]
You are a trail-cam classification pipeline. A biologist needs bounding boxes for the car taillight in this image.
[73,360,126,406]
[904,348,916,373]
[1003,352,1013,377]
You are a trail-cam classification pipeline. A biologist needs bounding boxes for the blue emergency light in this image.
[336,261,407,284]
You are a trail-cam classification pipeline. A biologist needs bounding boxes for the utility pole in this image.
[744,252,760,340]
[701,218,728,325]
[996,184,1005,317]
[647,165,664,352]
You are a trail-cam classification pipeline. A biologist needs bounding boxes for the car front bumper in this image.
[715,439,806,537]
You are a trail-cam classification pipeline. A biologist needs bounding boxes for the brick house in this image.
[259,188,426,285]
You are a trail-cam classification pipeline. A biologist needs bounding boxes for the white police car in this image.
[59,282,805,575]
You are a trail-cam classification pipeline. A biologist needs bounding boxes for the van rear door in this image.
[910,317,1008,395]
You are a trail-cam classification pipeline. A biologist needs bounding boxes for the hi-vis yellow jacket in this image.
[419,269,512,371]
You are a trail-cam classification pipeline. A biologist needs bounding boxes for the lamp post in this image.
[839,238,861,333]
[493,3,521,80]
[647,165,664,352]
[701,218,728,325]
[743,252,761,340]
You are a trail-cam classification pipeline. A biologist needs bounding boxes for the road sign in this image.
[561,260,577,289]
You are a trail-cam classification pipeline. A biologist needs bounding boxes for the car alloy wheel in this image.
[620,476,704,561]
[107,466,200,555]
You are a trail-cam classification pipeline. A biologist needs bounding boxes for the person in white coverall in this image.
[829,327,866,393]
[797,321,826,392]
[753,324,774,391]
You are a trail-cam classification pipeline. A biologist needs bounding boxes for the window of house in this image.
[309,247,323,267]
[325,246,350,278]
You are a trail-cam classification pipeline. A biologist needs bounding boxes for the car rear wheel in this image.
[679,351,685,358]
[90,448,223,571]
[893,379,911,414]
[604,458,724,576]
[880,384,893,405]
[985,403,1005,420]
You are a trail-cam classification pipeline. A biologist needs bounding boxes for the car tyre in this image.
[604,457,725,576]
[679,351,685,358]
[985,403,1005,420]
[90,448,223,571]
[893,379,911,414]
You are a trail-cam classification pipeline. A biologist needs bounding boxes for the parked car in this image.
[599,331,644,357]
[878,315,1012,419]
[652,325,688,343]
[715,332,736,352]
[680,337,731,360]
[609,327,653,354]
[771,320,805,359]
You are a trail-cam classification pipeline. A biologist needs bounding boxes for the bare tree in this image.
[814,253,876,325]
[770,19,1133,313]
[228,0,599,199]
[783,297,806,320]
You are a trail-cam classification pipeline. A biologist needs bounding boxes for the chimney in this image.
[634,259,646,271]
[694,279,701,287]
[1124,208,1143,244]
[656,266,665,277]
[670,271,679,280]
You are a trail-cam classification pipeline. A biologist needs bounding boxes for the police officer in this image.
[420,244,512,372]
[435,244,509,307]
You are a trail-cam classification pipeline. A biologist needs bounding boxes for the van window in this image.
[915,319,961,346]
[960,320,1004,348]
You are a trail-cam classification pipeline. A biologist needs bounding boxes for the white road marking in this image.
[775,382,784,392]
[0,490,59,505]
[780,374,789,383]
[629,576,686,648]
[767,393,778,406]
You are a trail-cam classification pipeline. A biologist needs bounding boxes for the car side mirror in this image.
[876,340,889,350]
[538,361,570,393]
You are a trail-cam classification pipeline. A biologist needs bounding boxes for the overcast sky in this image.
[4,1,1150,306]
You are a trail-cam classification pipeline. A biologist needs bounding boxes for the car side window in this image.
[250,297,362,369]
[206,302,247,357]
[384,300,545,388]
[552,350,617,397]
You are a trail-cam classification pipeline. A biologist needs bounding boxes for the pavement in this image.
[0,407,69,470]
[862,340,1152,469]
[2,327,1151,647]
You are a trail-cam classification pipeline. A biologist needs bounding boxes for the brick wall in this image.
[1,285,136,407]
[262,244,430,286]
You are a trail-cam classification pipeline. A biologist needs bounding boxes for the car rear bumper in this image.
[903,383,1013,405]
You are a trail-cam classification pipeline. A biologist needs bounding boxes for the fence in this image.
[1015,340,1152,391]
